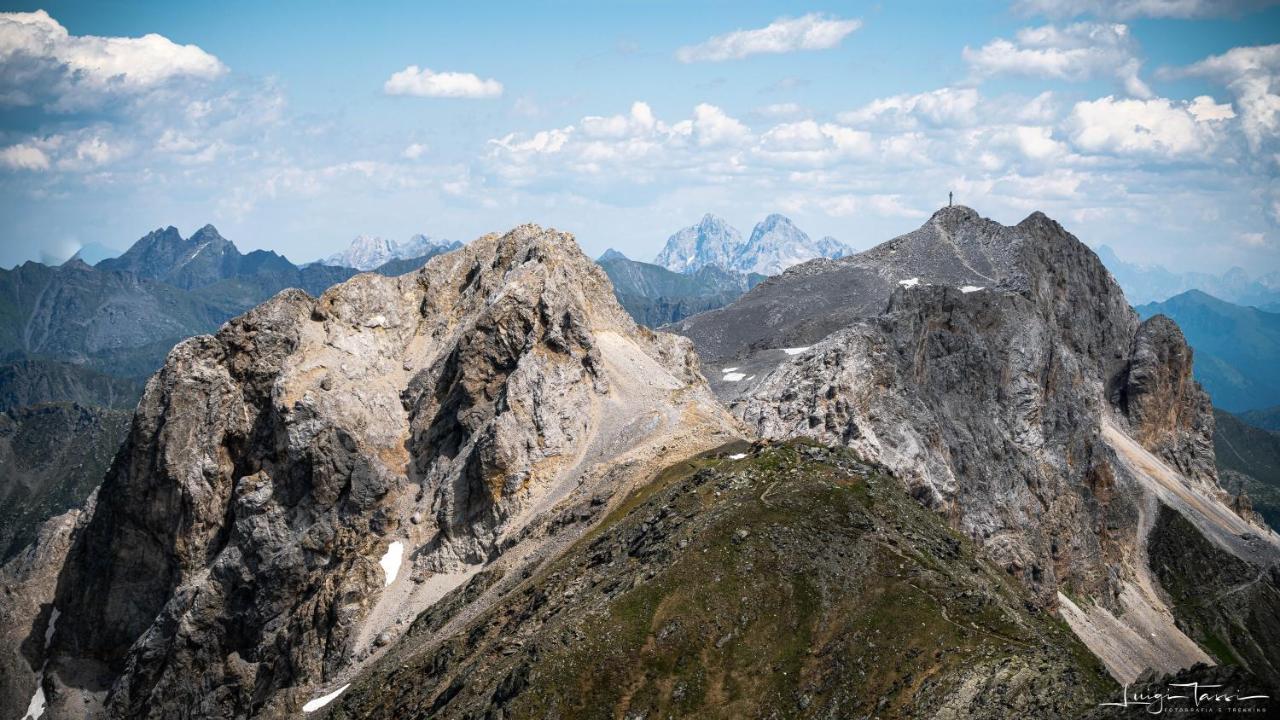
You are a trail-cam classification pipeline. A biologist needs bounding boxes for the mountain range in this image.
[597,250,765,327]
[0,225,458,393]
[0,209,1277,718]
[321,233,461,271]
[654,213,851,276]
[1096,244,1280,310]
[1136,290,1280,413]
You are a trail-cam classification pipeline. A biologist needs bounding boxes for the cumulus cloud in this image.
[964,23,1152,98]
[676,13,861,63]
[753,120,873,166]
[839,87,982,129]
[1065,95,1234,156]
[383,66,503,98]
[684,103,752,146]
[1165,44,1280,151]
[0,142,49,170]
[402,142,428,160]
[0,9,225,110]
[485,101,756,188]
[1013,0,1279,19]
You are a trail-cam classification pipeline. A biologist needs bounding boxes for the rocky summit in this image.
[695,206,1280,684]
[14,224,738,718]
[2,209,1278,719]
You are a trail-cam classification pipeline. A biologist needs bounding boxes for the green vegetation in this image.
[335,443,1114,719]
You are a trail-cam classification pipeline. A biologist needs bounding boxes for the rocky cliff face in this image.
[1112,315,1217,485]
[724,207,1279,682]
[33,225,737,718]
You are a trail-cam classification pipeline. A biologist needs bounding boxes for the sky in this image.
[1,0,1279,274]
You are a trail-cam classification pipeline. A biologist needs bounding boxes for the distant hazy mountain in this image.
[598,254,764,327]
[1214,408,1280,531]
[1136,290,1280,412]
[597,248,627,262]
[735,214,850,275]
[653,214,743,274]
[0,402,130,561]
[0,359,143,413]
[1240,405,1280,431]
[322,233,460,270]
[653,213,851,276]
[94,224,359,294]
[1096,244,1280,310]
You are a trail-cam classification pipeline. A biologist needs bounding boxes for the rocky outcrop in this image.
[0,504,88,720]
[35,225,737,719]
[1113,315,1217,486]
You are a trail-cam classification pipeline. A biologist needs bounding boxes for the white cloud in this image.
[754,120,873,166]
[402,142,428,160]
[1065,95,1232,156]
[839,87,982,129]
[0,10,225,110]
[0,142,49,170]
[1013,0,1278,19]
[685,103,751,146]
[383,66,503,98]
[1240,231,1267,246]
[964,23,1151,98]
[581,101,659,139]
[485,102,753,187]
[1166,44,1279,151]
[676,13,861,63]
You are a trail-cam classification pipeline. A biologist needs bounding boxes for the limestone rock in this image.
[37,225,737,719]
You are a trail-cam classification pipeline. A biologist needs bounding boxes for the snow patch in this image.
[722,372,746,382]
[727,453,747,460]
[720,367,740,373]
[43,608,58,648]
[898,277,920,288]
[22,607,61,719]
[380,542,403,586]
[303,684,351,713]
[960,285,984,293]
[22,684,45,720]
[782,347,810,355]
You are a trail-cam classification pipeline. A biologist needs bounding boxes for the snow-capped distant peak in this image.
[732,214,847,276]
[654,212,849,276]
[654,213,743,274]
[322,233,456,270]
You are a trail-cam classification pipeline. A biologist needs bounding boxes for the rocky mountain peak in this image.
[95,224,243,290]
[188,223,226,243]
[39,223,738,717]
[653,213,743,275]
[698,205,1280,682]
[323,233,456,271]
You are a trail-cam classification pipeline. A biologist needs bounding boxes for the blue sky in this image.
[1,1,1279,274]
